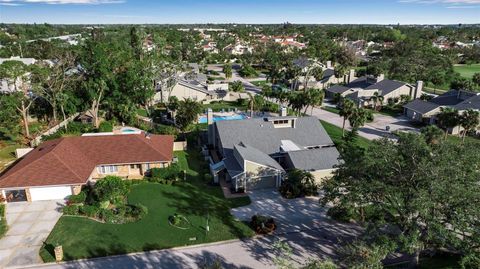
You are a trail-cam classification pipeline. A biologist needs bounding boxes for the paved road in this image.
[311,107,419,141]
[16,227,355,269]
[1,201,64,268]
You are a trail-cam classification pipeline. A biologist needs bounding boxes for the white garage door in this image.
[30,186,72,201]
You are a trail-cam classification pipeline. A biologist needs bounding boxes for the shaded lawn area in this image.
[320,120,372,149]
[0,142,23,172]
[454,63,480,79]
[40,150,253,262]
[136,108,148,117]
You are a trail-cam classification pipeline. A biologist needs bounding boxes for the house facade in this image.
[208,116,341,192]
[0,133,174,203]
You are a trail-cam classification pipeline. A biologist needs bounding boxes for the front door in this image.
[5,189,28,202]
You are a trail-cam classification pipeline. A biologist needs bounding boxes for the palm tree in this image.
[459,109,480,142]
[339,99,356,137]
[246,93,264,117]
[371,92,384,111]
[436,107,460,140]
[348,107,369,136]
[223,63,232,79]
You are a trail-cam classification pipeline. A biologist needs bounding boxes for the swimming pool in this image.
[122,129,138,133]
[198,114,247,124]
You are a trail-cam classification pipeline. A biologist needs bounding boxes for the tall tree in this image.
[0,60,34,137]
[223,63,232,79]
[175,98,202,135]
[339,99,356,137]
[459,109,480,142]
[322,133,480,268]
[347,107,369,135]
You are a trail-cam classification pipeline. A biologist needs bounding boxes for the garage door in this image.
[246,176,277,190]
[30,186,72,201]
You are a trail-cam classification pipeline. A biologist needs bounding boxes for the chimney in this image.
[376,74,385,83]
[415,81,423,99]
[280,106,287,117]
[348,69,355,84]
[326,61,332,69]
[207,108,213,125]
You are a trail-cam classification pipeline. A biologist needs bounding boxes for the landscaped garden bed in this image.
[40,150,253,262]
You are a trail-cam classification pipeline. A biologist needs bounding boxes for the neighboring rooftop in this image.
[286,147,341,171]
[403,99,440,114]
[0,134,174,188]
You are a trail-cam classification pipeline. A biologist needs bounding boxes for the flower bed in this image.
[63,176,147,224]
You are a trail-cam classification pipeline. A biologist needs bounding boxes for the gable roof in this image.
[429,90,464,106]
[235,143,284,171]
[403,99,440,114]
[325,85,350,94]
[454,95,480,111]
[0,134,174,188]
[286,147,341,171]
[365,79,406,95]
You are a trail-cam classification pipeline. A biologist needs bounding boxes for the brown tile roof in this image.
[0,134,174,189]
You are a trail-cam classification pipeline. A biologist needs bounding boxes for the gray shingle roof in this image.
[286,147,341,171]
[429,90,463,106]
[325,85,350,94]
[215,116,334,156]
[454,95,480,111]
[347,76,371,88]
[223,154,243,177]
[235,143,284,171]
[403,99,440,114]
[365,79,406,95]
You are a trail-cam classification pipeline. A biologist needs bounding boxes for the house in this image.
[0,133,174,203]
[223,43,253,55]
[325,74,423,107]
[76,109,96,125]
[403,90,480,134]
[208,115,341,192]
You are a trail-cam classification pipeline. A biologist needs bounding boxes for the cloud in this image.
[0,0,124,5]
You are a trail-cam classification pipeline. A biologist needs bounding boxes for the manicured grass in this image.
[454,63,480,79]
[322,106,340,114]
[250,80,268,87]
[137,108,148,117]
[320,120,372,149]
[40,150,253,262]
[0,142,23,172]
[0,204,7,238]
[202,101,246,112]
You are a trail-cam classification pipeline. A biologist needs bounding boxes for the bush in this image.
[327,206,356,223]
[204,173,213,182]
[94,176,128,203]
[149,164,181,182]
[80,205,100,218]
[250,215,276,234]
[152,124,178,139]
[68,191,86,204]
[279,169,318,199]
[98,121,114,132]
[63,205,80,215]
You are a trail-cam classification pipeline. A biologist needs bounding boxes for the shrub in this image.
[63,205,80,215]
[204,173,213,182]
[131,203,148,220]
[327,206,356,223]
[98,121,113,132]
[80,205,100,218]
[68,191,86,204]
[152,124,178,139]
[279,169,318,199]
[94,176,128,203]
[250,215,276,234]
[149,164,181,182]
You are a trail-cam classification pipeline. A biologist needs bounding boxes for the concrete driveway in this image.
[231,189,361,235]
[0,200,64,268]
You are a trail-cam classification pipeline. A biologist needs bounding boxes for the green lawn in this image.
[0,204,7,238]
[40,150,253,262]
[0,142,23,172]
[320,120,372,149]
[250,80,268,87]
[322,106,340,114]
[454,64,480,79]
[136,108,148,117]
[203,101,246,112]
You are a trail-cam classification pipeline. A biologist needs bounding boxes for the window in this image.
[130,164,136,169]
[97,165,118,174]
[145,163,151,170]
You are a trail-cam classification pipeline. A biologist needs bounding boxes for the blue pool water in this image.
[198,114,247,124]
[122,129,138,133]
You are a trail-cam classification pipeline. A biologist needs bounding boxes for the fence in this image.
[30,113,79,147]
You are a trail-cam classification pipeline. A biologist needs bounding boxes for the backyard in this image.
[454,63,480,79]
[39,150,253,262]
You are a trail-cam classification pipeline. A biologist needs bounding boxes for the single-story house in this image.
[0,133,174,203]
[325,74,423,107]
[208,116,341,191]
[403,90,480,134]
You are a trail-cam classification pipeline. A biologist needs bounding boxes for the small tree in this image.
[348,107,369,136]
[229,80,245,92]
[436,107,459,139]
[94,176,128,203]
[459,109,480,142]
[279,169,317,199]
[223,63,232,79]
[420,125,444,145]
